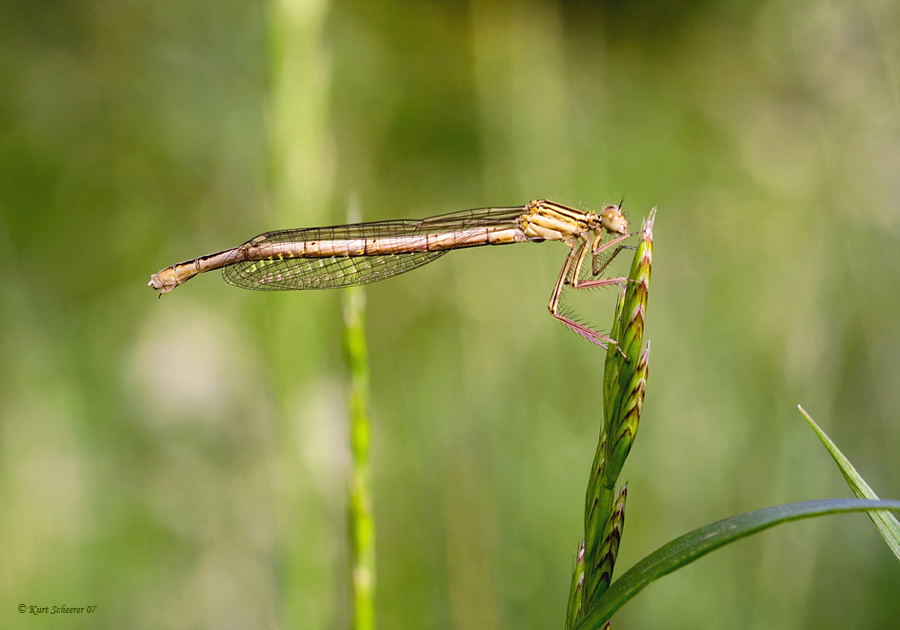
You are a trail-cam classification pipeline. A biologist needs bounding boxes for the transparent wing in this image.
[222,250,450,290]
[221,206,526,291]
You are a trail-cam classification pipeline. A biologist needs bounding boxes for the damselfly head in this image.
[600,204,628,235]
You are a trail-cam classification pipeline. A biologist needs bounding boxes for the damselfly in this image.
[149,200,636,349]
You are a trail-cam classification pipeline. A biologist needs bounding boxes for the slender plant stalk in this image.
[567,209,655,630]
[344,284,376,630]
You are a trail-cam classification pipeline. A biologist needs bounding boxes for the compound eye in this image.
[600,205,628,234]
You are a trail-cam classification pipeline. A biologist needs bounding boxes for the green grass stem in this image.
[344,284,375,630]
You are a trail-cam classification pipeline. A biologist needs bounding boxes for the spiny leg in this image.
[570,231,633,291]
[590,231,632,276]
[548,240,621,352]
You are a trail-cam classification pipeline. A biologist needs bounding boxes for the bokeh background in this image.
[2,0,899,628]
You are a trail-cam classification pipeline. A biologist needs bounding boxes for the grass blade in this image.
[799,405,900,562]
[574,498,900,630]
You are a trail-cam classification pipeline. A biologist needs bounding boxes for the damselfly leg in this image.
[547,230,634,352]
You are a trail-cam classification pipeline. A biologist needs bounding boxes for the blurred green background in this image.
[2,0,899,628]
